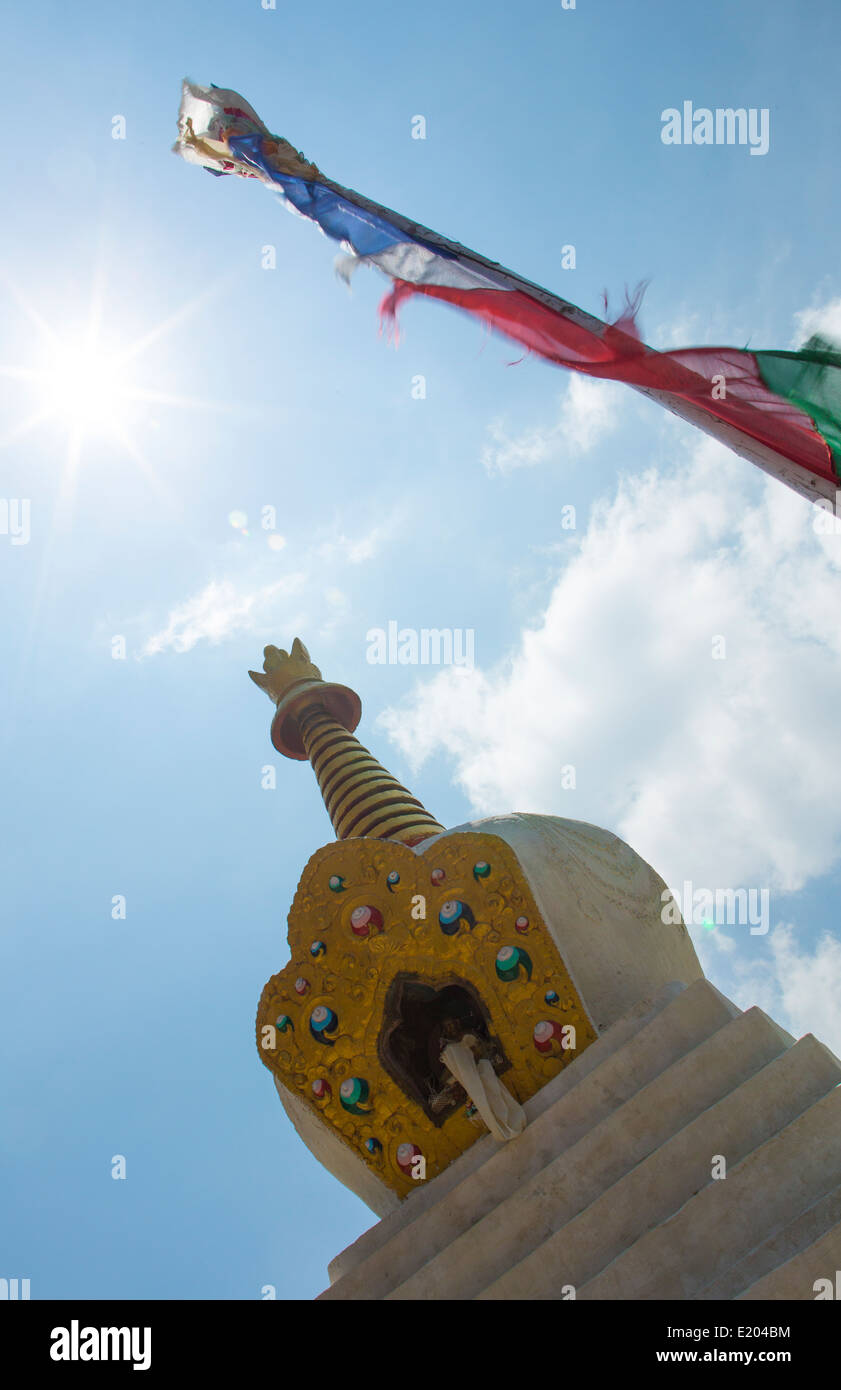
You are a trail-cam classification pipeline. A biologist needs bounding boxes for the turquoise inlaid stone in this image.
[495,945,533,982]
[340,1077,371,1114]
[309,1004,338,1044]
[438,898,476,936]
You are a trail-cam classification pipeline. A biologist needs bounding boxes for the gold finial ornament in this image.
[248,638,362,761]
[249,638,322,699]
[250,639,445,845]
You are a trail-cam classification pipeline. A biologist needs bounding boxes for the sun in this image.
[2,312,169,509]
[0,271,231,509]
[39,332,133,437]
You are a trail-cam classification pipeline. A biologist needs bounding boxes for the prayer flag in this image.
[174,80,841,509]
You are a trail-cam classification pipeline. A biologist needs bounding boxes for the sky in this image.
[2,0,841,1301]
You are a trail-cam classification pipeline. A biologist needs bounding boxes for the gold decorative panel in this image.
[256,831,597,1198]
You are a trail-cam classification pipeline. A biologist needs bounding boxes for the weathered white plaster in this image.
[424,815,704,1035]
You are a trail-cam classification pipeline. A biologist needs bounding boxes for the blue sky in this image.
[2,0,841,1299]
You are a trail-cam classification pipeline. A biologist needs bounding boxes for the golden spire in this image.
[249,640,446,847]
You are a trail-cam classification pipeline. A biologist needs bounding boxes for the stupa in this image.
[251,640,841,1300]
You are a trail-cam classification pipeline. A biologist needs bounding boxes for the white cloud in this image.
[791,296,841,348]
[769,925,841,1055]
[344,528,386,564]
[139,507,403,657]
[317,585,350,641]
[653,311,705,350]
[379,435,841,895]
[702,922,841,1059]
[316,510,406,566]
[482,375,622,475]
[141,574,306,656]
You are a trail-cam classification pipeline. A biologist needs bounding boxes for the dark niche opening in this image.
[378,973,508,1126]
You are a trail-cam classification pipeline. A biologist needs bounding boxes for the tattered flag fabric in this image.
[173,80,841,508]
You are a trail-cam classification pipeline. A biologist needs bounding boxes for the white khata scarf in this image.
[440,1040,526,1142]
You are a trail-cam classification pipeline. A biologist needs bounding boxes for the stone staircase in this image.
[318,978,841,1300]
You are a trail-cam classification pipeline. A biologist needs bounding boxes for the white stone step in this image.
[320,978,742,1300]
[324,980,688,1292]
[549,1042,841,1301]
[697,1180,841,1300]
[738,1217,841,1299]
[393,1003,794,1300]
[479,1035,841,1300]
